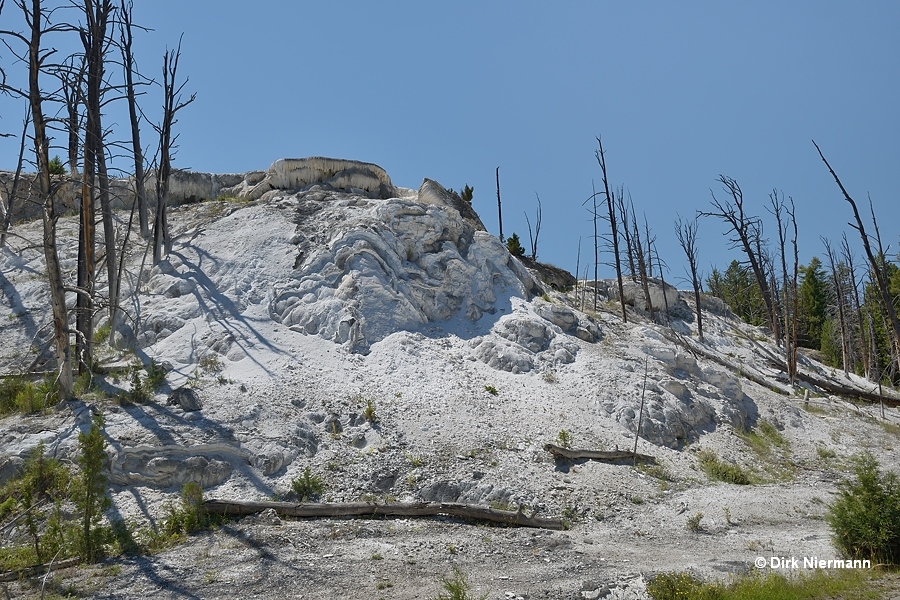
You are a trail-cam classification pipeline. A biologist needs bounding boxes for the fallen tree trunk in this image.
[543,443,657,465]
[203,499,565,530]
[0,557,81,583]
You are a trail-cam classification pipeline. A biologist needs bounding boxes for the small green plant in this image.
[556,429,573,448]
[291,467,325,502]
[647,568,877,600]
[542,370,557,383]
[48,155,66,175]
[827,451,900,564]
[145,359,167,390]
[630,495,644,505]
[722,506,733,526]
[93,321,112,345]
[484,385,498,396]
[363,397,378,424]
[816,445,837,460]
[460,184,473,204]
[198,354,223,373]
[686,512,703,532]
[161,482,214,537]
[371,553,383,560]
[0,374,55,415]
[432,565,486,600]
[697,449,750,485]
[76,411,112,562]
[505,233,525,258]
[646,570,712,600]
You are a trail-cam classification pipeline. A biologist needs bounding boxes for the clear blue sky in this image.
[2,1,898,285]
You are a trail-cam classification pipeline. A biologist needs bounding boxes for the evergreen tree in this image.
[706,260,767,326]
[797,257,829,349]
[506,233,525,258]
[76,411,110,562]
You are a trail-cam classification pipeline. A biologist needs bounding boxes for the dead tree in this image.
[495,166,503,243]
[525,193,542,260]
[1,0,74,398]
[153,37,195,264]
[615,188,636,280]
[769,190,798,383]
[0,102,30,248]
[56,54,84,175]
[73,0,117,373]
[814,141,900,367]
[675,215,703,340]
[700,175,778,337]
[119,0,149,238]
[595,136,626,321]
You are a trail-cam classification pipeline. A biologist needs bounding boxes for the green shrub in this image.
[0,374,55,415]
[76,411,111,562]
[505,233,525,258]
[556,429,572,448]
[291,467,325,502]
[827,452,900,564]
[162,482,210,536]
[648,569,876,600]
[686,512,703,532]
[363,397,378,423]
[697,449,751,485]
[432,565,486,600]
[48,155,66,175]
[484,385,498,396]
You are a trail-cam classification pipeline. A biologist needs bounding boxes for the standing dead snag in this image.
[495,166,504,243]
[525,193,542,260]
[595,136,627,321]
[120,0,149,239]
[675,215,703,340]
[813,141,900,367]
[0,0,75,398]
[700,175,778,339]
[153,36,196,264]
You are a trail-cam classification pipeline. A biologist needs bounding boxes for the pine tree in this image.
[797,257,829,349]
[506,233,525,258]
[76,410,110,562]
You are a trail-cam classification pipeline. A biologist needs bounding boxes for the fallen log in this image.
[543,443,657,465]
[0,557,81,583]
[202,499,566,530]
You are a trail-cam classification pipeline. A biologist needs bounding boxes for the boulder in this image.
[167,387,202,411]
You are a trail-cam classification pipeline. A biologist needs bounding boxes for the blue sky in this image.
[2,1,898,285]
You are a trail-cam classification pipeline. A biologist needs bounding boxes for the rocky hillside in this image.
[1,159,899,599]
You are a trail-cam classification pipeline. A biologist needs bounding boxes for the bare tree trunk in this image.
[23,0,73,398]
[814,141,900,367]
[0,103,30,248]
[495,166,503,243]
[595,136,626,321]
[675,215,703,340]
[525,193,542,260]
[120,0,149,238]
[153,38,195,264]
[700,176,777,335]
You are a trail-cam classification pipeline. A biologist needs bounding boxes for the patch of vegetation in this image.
[697,449,751,485]
[827,452,900,564]
[484,385,498,396]
[291,467,325,502]
[198,354,223,373]
[363,397,378,424]
[646,568,880,600]
[122,360,167,404]
[48,155,66,175]
[542,370,557,383]
[740,419,789,457]
[816,445,837,460]
[556,429,572,448]
[93,321,112,345]
[432,565,486,600]
[686,512,703,532]
[0,373,56,415]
